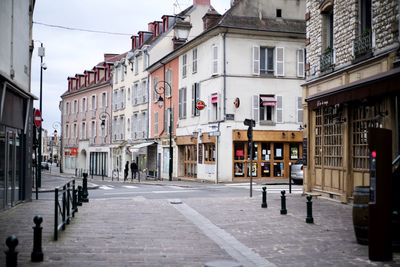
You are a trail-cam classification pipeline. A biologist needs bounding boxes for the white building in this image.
[154,0,307,182]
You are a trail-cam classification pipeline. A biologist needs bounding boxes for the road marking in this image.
[171,201,276,267]
[122,185,138,189]
[99,185,114,190]
[103,189,197,195]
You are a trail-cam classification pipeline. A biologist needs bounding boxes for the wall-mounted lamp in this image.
[299,124,307,130]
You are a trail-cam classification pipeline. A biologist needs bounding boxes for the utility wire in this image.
[33,21,132,36]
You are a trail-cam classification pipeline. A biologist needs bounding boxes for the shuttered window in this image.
[297,97,303,123]
[276,96,283,123]
[252,46,260,75]
[252,95,259,123]
[192,83,200,117]
[212,45,218,75]
[297,49,305,77]
[275,47,284,76]
[179,87,187,119]
[165,70,172,97]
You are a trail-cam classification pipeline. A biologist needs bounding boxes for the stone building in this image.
[302,0,400,202]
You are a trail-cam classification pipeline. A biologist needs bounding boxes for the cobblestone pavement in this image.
[1,176,400,266]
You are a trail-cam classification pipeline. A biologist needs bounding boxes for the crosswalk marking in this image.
[99,185,114,190]
[224,183,303,194]
[122,185,138,189]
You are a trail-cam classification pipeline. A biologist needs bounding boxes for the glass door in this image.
[5,128,22,208]
[0,126,5,209]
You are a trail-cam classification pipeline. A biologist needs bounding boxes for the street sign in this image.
[34,109,42,128]
[209,131,220,136]
[196,100,206,110]
[244,119,255,127]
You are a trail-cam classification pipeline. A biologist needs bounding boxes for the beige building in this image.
[303,0,400,202]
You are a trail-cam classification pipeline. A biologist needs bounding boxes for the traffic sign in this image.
[34,109,42,128]
[196,100,206,110]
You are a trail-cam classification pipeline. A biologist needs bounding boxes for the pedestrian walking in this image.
[124,161,129,181]
[130,161,139,181]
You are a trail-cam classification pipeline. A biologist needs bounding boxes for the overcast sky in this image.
[31,0,231,134]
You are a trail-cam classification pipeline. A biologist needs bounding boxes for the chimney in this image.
[162,15,174,32]
[131,35,138,49]
[202,8,221,30]
[148,22,156,35]
[193,0,210,5]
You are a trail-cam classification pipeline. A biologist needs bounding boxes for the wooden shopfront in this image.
[176,135,197,178]
[232,130,303,179]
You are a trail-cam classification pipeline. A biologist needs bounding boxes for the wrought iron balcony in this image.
[320,48,334,73]
[353,31,372,60]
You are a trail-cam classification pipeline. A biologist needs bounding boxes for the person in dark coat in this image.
[130,161,139,181]
[124,161,129,181]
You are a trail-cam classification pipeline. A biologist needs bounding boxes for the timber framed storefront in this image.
[177,135,198,178]
[304,66,400,202]
[232,130,303,179]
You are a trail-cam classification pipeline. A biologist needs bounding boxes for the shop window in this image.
[204,143,215,163]
[247,142,258,160]
[290,143,299,160]
[234,162,244,177]
[352,103,385,170]
[234,143,245,160]
[247,162,257,177]
[261,162,271,177]
[261,143,271,161]
[273,162,284,177]
[198,144,203,164]
[274,143,283,160]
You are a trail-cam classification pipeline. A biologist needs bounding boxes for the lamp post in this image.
[52,121,62,173]
[37,42,46,187]
[154,81,173,181]
[99,111,111,178]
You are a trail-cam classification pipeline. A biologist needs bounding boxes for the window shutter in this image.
[276,96,283,123]
[252,46,260,75]
[183,87,187,118]
[212,45,218,75]
[192,84,195,116]
[207,95,211,121]
[297,49,305,77]
[252,95,259,123]
[105,92,108,107]
[178,89,183,119]
[275,47,284,77]
[297,97,303,123]
[218,93,222,121]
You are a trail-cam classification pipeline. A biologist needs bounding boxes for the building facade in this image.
[61,54,119,176]
[0,0,36,210]
[149,0,306,182]
[303,0,400,202]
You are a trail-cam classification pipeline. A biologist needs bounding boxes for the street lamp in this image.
[154,81,173,181]
[99,111,111,143]
[52,121,63,173]
[37,42,46,187]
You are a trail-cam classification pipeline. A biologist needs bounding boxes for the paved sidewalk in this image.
[1,175,400,266]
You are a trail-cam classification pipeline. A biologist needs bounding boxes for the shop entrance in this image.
[0,126,23,210]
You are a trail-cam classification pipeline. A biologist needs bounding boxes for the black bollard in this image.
[31,216,43,262]
[306,195,314,223]
[82,173,89,203]
[102,169,104,181]
[280,190,287,215]
[77,185,83,206]
[5,235,18,267]
[261,186,268,208]
[75,168,77,177]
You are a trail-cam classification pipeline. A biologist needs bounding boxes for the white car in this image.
[290,160,303,185]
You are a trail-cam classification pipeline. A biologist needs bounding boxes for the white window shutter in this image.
[252,46,260,75]
[218,93,222,121]
[207,95,211,122]
[212,45,218,75]
[183,88,187,118]
[276,96,283,123]
[275,47,284,77]
[252,95,259,123]
[297,97,303,123]
[297,49,305,77]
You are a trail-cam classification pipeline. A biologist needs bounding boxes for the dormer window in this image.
[276,9,282,18]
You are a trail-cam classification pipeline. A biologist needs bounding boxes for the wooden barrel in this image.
[352,186,369,245]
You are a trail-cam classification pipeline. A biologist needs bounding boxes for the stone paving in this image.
[1,175,400,266]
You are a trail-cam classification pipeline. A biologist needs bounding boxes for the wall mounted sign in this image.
[234,97,240,108]
[196,100,206,110]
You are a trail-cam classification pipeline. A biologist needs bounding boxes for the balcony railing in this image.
[353,31,372,60]
[320,48,335,73]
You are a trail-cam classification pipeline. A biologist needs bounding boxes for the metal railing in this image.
[320,48,334,73]
[54,179,78,241]
[353,31,372,59]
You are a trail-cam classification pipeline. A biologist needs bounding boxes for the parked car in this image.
[41,162,49,170]
[290,159,303,185]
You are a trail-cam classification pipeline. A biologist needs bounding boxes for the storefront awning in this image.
[260,96,276,106]
[305,67,400,109]
[131,142,156,149]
